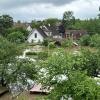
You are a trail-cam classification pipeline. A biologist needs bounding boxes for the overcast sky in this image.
[0,0,100,22]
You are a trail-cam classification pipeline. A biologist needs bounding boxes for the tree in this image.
[0,36,20,86]
[0,36,37,91]
[0,15,13,36]
[62,11,75,29]
[7,31,25,43]
[31,20,43,28]
[43,18,59,26]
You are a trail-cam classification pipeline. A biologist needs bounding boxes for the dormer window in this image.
[35,33,37,38]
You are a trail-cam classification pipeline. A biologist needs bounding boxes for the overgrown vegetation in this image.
[39,49,100,100]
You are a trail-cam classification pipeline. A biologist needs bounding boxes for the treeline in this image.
[0,8,100,43]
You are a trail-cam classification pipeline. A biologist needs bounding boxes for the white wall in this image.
[27,29,44,43]
[27,26,32,31]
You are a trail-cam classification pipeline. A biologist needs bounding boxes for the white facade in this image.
[27,25,32,31]
[27,29,44,43]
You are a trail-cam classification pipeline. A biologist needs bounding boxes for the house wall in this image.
[27,26,32,31]
[27,29,44,43]
[53,35,62,39]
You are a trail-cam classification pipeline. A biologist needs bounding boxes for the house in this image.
[26,25,32,31]
[40,24,62,39]
[27,28,47,43]
[27,24,61,43]
[65,30,87,40]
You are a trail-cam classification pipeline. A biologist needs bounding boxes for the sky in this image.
[0,0,100,22]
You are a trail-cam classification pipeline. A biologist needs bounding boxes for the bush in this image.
[38,52,48,60]
[90,34,100,47]
[26,52,37,56]
[49,42,56,49]
[62,38,73,47]
[42,39,49,46]
[79,34,91,46]
[39,49,100,100]
[79,34,100,47]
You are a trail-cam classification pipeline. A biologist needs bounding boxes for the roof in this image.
[41,25,60,36]
[37,28,47,38]
[65,30,87,35]
[28,28,47,38]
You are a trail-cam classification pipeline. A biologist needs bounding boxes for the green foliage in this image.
[42,39,49,47]
[7,27,28,37]
[39,49,100,100]
[0,36,20,86]
[43,18,59,26]
[31,20,43,28]
[79,34,91,46]
[79,34,100,47]
[49,42,56,49]
[0,36,38,90]
[90,34,100,47]
[62,11,75,29]
[26,51,48,60]
[6,59,38,84]
[38,52,48,60]
[0,15,13,36]
[26,52,37,56]
[7,31,25,43]
[61,38,73,48]
[31,18,59,28]
[73,19,100,35]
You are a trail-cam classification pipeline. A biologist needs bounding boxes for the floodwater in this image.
[0,92,46,100]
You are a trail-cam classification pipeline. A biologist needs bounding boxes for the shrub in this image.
[79,34,91,46]
[38,52,48,60]
[42,39,49,46]
[26,52,37,56]
[49,42,56,49]
[90,34,100,47]
[62,38,73,47]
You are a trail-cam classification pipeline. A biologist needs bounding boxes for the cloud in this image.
[0,0,76,9]
[0,0,99,21]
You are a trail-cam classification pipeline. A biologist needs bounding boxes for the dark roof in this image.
[65,30,87,35]
[37,28,47,38]
[44,25,60,36]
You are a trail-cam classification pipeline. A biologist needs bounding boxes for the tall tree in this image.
[0,15,13,36]
[62,11,75,29]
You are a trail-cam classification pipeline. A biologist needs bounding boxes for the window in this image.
[35,33,37,38]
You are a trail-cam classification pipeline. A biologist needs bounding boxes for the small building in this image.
[65,30,87,40]
[26,25,32,32]
[27,28,47,43]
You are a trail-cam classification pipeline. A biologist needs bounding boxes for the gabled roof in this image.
[41,25,60,36]
[37,28,47,38]
[28,28,47,38]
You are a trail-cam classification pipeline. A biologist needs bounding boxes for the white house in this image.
[27,25,32,32]
[27,28,47,43]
